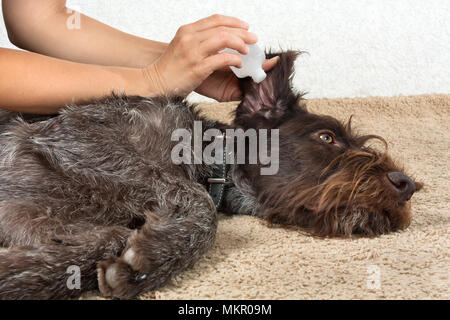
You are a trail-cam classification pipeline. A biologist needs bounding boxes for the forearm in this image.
[0,48,156,114]
[3,0,167,68]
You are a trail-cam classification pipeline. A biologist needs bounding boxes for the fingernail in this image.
[241,21,250,28]
[269,56,280,63]
[248,32,258,42]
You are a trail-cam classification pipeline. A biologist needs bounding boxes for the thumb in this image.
[262,56,280,71]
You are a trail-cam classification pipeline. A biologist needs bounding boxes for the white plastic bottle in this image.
[224,44,267,83]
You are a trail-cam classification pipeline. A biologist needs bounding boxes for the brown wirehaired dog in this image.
[0,51,420,299]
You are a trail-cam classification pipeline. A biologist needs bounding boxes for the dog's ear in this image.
[234,50,304,128]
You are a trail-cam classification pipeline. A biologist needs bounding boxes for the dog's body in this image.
[0,52,420,299]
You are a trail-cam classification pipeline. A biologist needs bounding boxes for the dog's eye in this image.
[319,133,334,144]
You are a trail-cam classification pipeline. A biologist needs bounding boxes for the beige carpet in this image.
[5,94,450,300]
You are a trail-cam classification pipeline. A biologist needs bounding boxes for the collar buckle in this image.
[207,177,228,184]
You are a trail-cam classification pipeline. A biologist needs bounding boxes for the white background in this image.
[1,0,449,102]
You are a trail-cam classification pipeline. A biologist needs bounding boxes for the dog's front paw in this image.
[97,256,146,299]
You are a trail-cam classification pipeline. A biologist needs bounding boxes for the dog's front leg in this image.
[97,182,217,299]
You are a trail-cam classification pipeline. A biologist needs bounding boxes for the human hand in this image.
[142,14,258,97]
[194,56,280,101]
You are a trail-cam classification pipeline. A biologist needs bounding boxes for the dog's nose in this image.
[386,172,416,201]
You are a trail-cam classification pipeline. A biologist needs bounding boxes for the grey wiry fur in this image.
[0,95,219,299]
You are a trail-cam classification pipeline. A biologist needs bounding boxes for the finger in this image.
[189,14,249,32]
[199,52,242,77]
[200,32,249,56]
[262,56,280,71]
[212,55,279,73]
[197,26,258,45]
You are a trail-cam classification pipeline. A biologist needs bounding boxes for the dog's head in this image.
[231,51,422,237]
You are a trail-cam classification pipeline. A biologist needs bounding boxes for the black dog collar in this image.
[207,134,230,211]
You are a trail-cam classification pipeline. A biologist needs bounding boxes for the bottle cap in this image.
[252,68,267,83]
